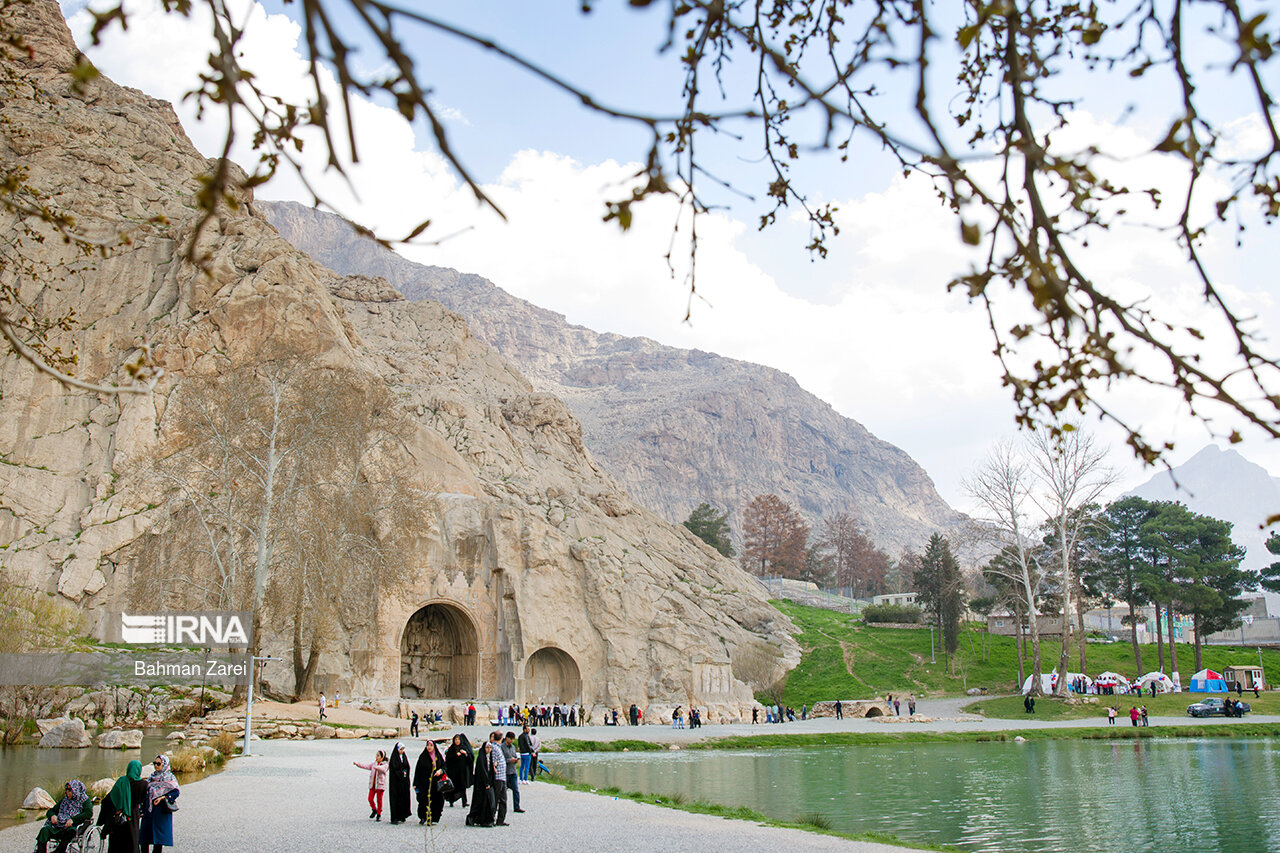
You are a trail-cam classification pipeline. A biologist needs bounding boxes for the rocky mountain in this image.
[263,201,964,555]
[0,0,796,717]
[1126,444,1280,576]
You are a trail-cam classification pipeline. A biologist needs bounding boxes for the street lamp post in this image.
[242,654,283,757]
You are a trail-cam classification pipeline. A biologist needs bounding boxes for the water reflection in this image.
[551,739,1280,853]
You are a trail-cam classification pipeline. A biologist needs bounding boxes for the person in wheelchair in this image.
[32,779,93,853]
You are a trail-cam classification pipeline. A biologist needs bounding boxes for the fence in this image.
[759,577,868,615]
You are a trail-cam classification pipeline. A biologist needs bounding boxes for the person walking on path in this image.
[139,754,179,853]
[335,691,340,708]
[409,710,419,738]
[517,725,533,781]
[98,759,144,853]
[1129,706,1140,727]
[488,733,509,826]
[465,742,497,827]
[32,779,93,853]
[1141,706,1149,727]
[528,728,542,782]
[387,742,412,824]
[318,692,327,721]
[835,700,843,720]
[908,697,916,716]
[413,739,446,826]
[893,698,901,716]
[444,735,473,808]
[1108,706,1116,725]
[353,750,388,820]
[502,731,523,813]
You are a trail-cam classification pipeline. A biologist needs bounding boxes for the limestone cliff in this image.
[0,0,796,716]
[263,201,963,553]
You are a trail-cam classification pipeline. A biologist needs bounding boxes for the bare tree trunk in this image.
[1154,603,1165,673]
[1016,620,1025,685]
[1166,603,1179,678]
[1077,604,1087,675]
[1193,612,1203,673]
[1128,600,1143,674]
[1054,609,1072,695]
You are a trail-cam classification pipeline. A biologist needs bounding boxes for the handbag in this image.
[435,774,454,796]
[156,797,179,813]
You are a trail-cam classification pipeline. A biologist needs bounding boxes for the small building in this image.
[986,612,1065,637]
[1201,597,1280,646]
[1224,665,1265,691]
[873,592,918,607]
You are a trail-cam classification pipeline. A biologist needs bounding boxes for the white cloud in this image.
[63,0,1280,517]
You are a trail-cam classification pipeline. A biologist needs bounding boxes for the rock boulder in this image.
[40,719,91,748]
[23,788,55,810]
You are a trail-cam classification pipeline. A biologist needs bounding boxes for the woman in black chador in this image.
[387,742,412,824]
[465,740,497,827]
[413,739,446,826]
[444,734,473,808]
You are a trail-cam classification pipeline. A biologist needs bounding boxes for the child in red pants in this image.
[354,751,389,819]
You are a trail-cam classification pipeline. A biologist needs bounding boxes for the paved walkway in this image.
[4,702,1275,852]
[0,737,913,853]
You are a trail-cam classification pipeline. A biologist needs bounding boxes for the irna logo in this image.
[119,612,251,647]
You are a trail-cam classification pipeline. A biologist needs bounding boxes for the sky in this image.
[59,0,1280,518]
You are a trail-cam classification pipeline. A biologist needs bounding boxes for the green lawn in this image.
[773,599,1280,705]
[965,691,1280,720]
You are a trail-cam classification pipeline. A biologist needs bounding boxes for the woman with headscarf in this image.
[444,734,473,808]
[387,742,412,824]
[138,754,180,853]
[464,740,497,827]
[412,739,446,825]
[98,759,145,853]
[32,779,92,853]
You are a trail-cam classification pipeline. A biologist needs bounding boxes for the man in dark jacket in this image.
[517,725,533,781]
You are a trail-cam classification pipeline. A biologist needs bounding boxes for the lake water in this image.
[0,729,221,829]
[550,738,1280,852]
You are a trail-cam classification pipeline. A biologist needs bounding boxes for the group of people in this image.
[29,754,180,853]
[752,704,798,723]
[668,706,702,728]
[1107,705,1151,726]
[496,703,583,727]
[354,725,541,829]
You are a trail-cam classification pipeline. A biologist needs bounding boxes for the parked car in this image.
[1186,697,1251,717]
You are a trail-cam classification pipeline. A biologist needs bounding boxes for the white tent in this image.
[1135,671,1176,693]
[1095,671,1131,688]
[1061,671,1093,691]
[1021,673,1057,694]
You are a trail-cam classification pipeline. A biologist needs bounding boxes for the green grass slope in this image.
[773,599,1280,706]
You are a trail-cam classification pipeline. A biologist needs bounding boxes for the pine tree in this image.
[914,534,965,659]
[682,502,736,558]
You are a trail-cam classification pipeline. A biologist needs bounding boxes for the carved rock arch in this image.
[525,646,582,704]
[399,600,480,699]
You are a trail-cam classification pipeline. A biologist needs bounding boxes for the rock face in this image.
[40,719,91,748]
[0,0,796,710]
[264,201,963,554]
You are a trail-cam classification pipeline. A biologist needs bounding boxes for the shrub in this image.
[862,604,921,624]
[209,731,239,757]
